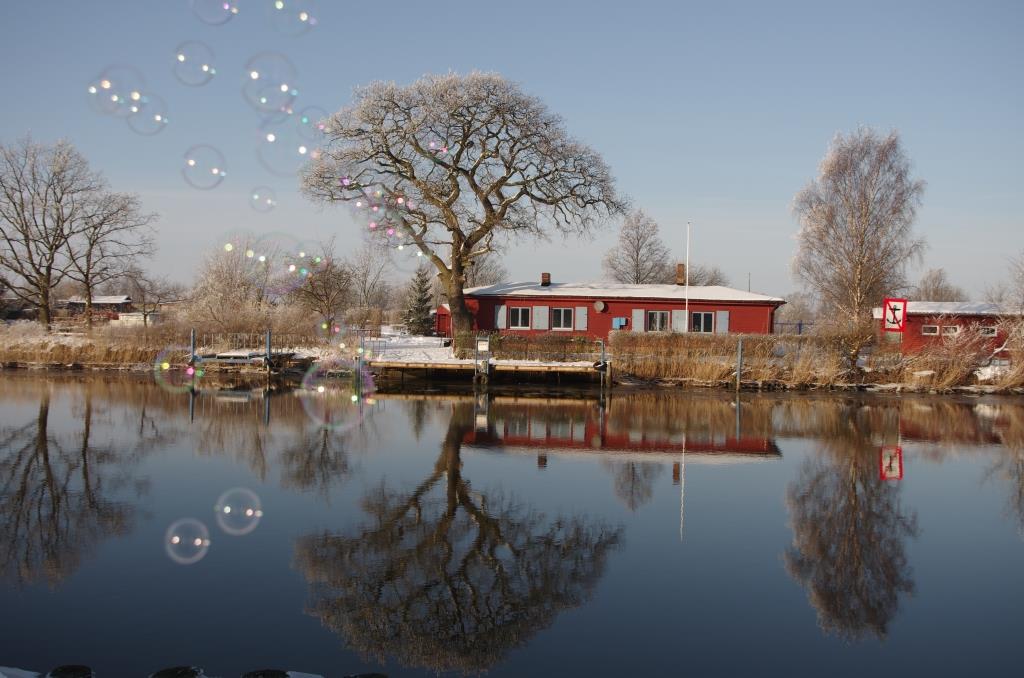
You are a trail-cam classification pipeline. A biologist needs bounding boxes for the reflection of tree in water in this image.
[602,460,664,512]
[785,404,918,640]
[279,426,355,495]
[294,403,623,674]
[0,391,140,587]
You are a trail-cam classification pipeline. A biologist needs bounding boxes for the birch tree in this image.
[793,128,926,320]
[303,72,625,344]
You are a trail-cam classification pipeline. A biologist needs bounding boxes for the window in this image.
[692,312,714,333]
[942,325,960,336]
[551,308,573,330]
[509,307,531,329]
[980,327,997,337]
[921,325,939,335]
[612,317,628,330]
[647,310,669,331]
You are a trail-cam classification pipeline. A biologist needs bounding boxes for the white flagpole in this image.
[685,221,691,332]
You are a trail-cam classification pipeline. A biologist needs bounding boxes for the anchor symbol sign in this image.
[882,297,907,332]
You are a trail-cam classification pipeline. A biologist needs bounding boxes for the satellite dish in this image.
[593,300,606,312]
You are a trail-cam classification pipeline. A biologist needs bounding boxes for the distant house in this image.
[435,270,786,340]
[872,301,1022,355]
[1,295,37,321]
[65,295,133,315]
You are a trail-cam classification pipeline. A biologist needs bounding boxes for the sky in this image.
[0,0,1021,298]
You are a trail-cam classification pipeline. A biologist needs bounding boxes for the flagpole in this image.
[685,221,691,332]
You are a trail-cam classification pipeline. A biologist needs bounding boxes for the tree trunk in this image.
[38,286,51,329]
[85,284,94,329]
[446,257,475,348]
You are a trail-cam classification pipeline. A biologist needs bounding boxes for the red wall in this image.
[471,295,778,339]
[899,314,1006,354]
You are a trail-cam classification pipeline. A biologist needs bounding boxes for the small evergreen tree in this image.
[403,265,435,335]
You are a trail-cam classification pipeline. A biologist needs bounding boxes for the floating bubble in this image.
[257,117,318,178]
[172,41,217,86]
[299,358,375,433]
[242,53,298,119]
[165,518,211,565]
[191,0,240,24]
[182,145,227,190]
[86,65,147,118]
[126,92,170,136]
[269,0,319,36]
[296,105,329,142]
[214,488,264,536]
[153,345,204,394]
[249,186,278,212]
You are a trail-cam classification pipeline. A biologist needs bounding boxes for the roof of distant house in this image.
[871,301,1023,318]
[66,295,132,305]
[463,282,785,303]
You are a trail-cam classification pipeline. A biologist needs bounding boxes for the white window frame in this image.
[509,307,531,330]
[646,310,669,331]
[551,307,573,331]
[921,325,939,335]
[942,325,961,336]
[692,311,714,333]
[979,326,997,337]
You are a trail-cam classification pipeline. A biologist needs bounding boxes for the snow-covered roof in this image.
[464,282,784,303]
[65,295,132,305]
[871,301,1022,319]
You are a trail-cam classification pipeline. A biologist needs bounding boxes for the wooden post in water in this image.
[736,338,744,393]
[189,328,196,364]
[265,329,273,377]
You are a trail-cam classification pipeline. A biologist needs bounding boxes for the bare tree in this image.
[464,249,508,287]
[792,128,926,320]
[345,238,391,310]
[985,250,1024,313]
[188,241,278,330]
[602,210,672,284]
[289,239,352,326]
[913,267,966,302]
[688,263,730,286]
[0,138,149,326]
[121,267,185,326]
[304,72,625,343]
[66,191,156,327]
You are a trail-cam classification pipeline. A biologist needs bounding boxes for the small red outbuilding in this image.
[872,301,1021,355]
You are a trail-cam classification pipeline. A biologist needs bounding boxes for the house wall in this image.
[471,295,778,339]
[899,314,1007,354]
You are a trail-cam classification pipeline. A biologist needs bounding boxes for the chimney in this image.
[541,272,551,287]
[675,263,687,286]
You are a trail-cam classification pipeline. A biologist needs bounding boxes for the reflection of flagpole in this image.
[679,435,686,542]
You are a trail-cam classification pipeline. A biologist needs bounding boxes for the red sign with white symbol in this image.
[879,446,903,480]
[882,297,907,333]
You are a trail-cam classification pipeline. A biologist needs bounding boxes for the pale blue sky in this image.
[1,0,1021,297]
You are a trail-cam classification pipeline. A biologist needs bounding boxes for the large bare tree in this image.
[602,209,672,284]
[0,138,154,326]
[793,128,926,320]
[913,267,966,302]
[303,72,625,343]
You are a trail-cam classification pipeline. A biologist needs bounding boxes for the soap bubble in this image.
[165,518,211,565]
[172,41,217,86]
[86,65,147,118]
[182,145,227,190]
[126,92,170,136]
[299,358,375,433]
[269,0,319,36]
[191,0,240,25]
[242,53,298,119]
[214,488,264,536]
[296,105,329,142]
[249,186,278,212]
[256,117,318,177]
[153,345,204,394]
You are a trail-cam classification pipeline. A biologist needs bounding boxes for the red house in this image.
[872,301,1021,355]
[435,271,785,340]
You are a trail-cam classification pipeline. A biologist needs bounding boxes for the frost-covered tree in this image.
[290,239,351,327]
[403,264,435,336]
[793,128,926,320]
[913,267,966,302]
[303,72,625,345]
[603,210,672,284]
[688,263,730,286]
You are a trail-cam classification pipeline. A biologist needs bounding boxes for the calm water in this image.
[1,373,1023,677]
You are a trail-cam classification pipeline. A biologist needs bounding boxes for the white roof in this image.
[66,295,131,304]
[464,282,784,303]
[871,301,1022,319]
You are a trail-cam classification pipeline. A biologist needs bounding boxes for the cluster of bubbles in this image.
[86,65,169,136]
[165,488,264,565]
[299,357,376,434]
[218,230,327,295]
[341,179,428,273]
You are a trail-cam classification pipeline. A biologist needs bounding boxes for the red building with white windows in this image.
[434,271,785,339]
[872,301,1021,354]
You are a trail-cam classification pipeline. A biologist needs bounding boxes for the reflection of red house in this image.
[872,301,1021,355]
[435,271,785,340]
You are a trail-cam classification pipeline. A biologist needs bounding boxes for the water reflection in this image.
[293,401,624,674]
